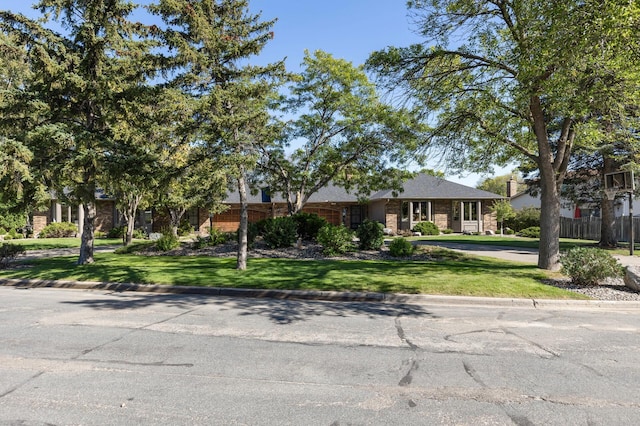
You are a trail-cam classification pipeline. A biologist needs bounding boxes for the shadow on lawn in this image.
[61,292,436,324]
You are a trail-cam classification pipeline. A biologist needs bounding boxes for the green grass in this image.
[5,238,124,250]
[413,234,597,251]
[0,251,586,300]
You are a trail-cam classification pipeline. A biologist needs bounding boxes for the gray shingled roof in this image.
[371,173,504,200]
[226,174,503,204]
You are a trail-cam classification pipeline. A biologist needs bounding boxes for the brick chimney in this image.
[507,176,518,198]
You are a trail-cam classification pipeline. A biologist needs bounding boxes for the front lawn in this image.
[6,238,124,250]
[0,251,586,300]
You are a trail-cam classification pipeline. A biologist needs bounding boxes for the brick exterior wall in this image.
[482,201,498,232]
[385,200,401,233]
[95,201,115,232]
[32,211,50,235]
[432,200,452,230]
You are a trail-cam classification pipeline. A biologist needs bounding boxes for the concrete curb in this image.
[2,277,640,310]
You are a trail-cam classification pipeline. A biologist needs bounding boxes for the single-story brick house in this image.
[31,190,118,236]
[184,173,503,235]
[34,174,503,237]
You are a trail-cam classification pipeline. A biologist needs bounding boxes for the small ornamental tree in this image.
[491,199,516,236]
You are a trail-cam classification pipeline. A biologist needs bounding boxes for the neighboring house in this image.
[31,190,119,236]
[187,173,503,235]
[507,177,635,219]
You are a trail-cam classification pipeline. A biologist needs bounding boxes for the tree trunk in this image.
[236,169,248,270]
[537,169,561,270]
[599,156,618,247]
[77,202,96,265]
[123,195,142,246]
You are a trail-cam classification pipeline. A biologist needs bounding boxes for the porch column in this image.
[54,202,62,223]
[427,201,432,223]
[77,205,84,238]
[66,206,72,223]
[477,201,483,233]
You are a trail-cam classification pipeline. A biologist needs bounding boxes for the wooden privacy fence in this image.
[559,216,640,242]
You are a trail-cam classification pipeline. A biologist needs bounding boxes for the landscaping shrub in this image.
[442,228,453,234]
[262,216,298,249]
[517,226,540,238]
[0,243,25,268]
[389,237,416,257]
[412,221,440,236]
[560,247,624,285]
[156,230,180,252]
[39,222,77,238]
[356,219,384,250]
[177,219,193,236]
[317,224,354,256]
[107,226,125,239]
[505,207,540,231]
[133,228,147,240]
[7,228,21,239]
[0,227,6,235]
[209,227,229,245]
[293,212,327,241]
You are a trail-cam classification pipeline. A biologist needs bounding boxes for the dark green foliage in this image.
[262,217,298,249]
[107,226,125,239]
[412,221,440,236]
[177,219,194,236]
[561,247,624,285]
[0,243,25,268]
[442,228,454,234]
[505,207,541,231]
[156,230,180,252]
[132,229,146,240]
[293,212,328,241]
[517,227,541,238]
[38,222,77,238]
[356,219,385,250]
[389,237,416,257]
[317,224,354,256]
[209,227,229,245]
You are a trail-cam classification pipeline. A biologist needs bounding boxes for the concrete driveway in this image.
[417,240,640,267]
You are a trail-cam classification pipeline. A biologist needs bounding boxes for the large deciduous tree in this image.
[368,0,640,270]
[1,0,157,264]
[150,0,285,270]
[260,50,423,215]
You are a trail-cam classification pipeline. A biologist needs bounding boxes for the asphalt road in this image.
[2,287,640,425]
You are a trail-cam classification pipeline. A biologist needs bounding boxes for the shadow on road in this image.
[62,292,437,324]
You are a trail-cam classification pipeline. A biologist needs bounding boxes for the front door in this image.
[350,206,363,229]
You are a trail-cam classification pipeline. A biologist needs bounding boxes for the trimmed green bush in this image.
[0,227,6,235]
[517,226,540,238]
[413,221,440,236]
[442,228,453,234]
[560,247,624,285]
[0,243,25,268]
[209,227,229,245]
[177,218,193,236]
[156,230,180,252]
[389,237,416,257]
[293,212,327,241]
[505,207,540,231]
[356,219,385,250]
[107,226,125,239]
[262,216,298,249]
[317,224,354,256]
[39,222,78,238]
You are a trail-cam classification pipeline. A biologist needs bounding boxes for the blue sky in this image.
[3,0,512,187]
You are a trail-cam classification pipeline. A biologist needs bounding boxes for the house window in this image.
[411,201,429,222]
[401,202,409,222]
[463,202,478,221]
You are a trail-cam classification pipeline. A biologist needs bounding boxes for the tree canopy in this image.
[368,0,640,269]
